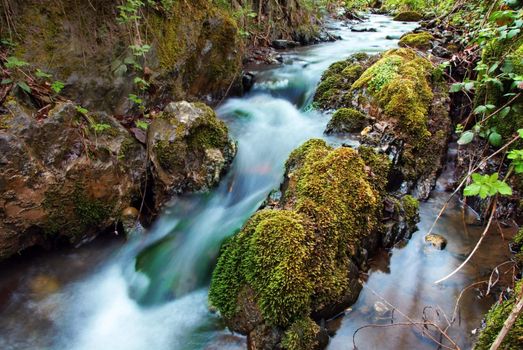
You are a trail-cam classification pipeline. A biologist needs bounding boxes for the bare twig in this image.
[434,200,497,284]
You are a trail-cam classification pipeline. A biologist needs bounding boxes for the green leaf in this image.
[51,81,65,94]
[1,78,13,84]
[474,105,487,115]
[499,106,511,118]
[76,105,89,115]
[497,182,513,196]
[450,83,463,93]
[17,81,31,93]
[488,132,502,147]
[507,28,520,39]
[518,129,523,138]
[457,131,474,145]
[35,69,52,79]
[5,56,29,69]
[464,183,481,196]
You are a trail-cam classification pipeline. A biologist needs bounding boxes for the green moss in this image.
[357,146,392,194]
[313,53,370,109]
[475,281,523,349]
[281,317,320,350]
[352,55,402,94]
[326,108,368,134]
[393,11,423,22]
[399,32,433,50]
[43,183,112,238]
[401,195,420,226]
[210,139,382,329]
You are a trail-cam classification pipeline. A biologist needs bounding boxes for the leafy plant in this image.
[136,120,149,130]
[91,123,111,133]
[35,69,52,79]
[464,173,512,199]
[76,105,89,115]
[4,56,28,69]
[508,149,523,173]
[51,81,65,94]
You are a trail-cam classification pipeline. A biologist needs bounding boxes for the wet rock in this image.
[325,108,369,134]
[425,233,447,250]
[242,72,256,93]
[210,140,392,349]
[386,34,401,40]
[432,45,452,58]
[351,27,378,33]
[148,101,236,209]
[373,301,392,318]
[0,101,146,259]
[29,275,60,297]
[121,207,145,239]
[272,39,299,49]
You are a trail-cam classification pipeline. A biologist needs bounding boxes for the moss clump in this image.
[401,195,420,226]
[399,32,433,50]
[325,108,369,134]
[281,317,320,350]
[313,53,371,109]
[210,139,382,330]
[43,183,112,238]
[357,146,392,194]
[352,49,434,166]
[475,281,523,349]
[393,11,423,22]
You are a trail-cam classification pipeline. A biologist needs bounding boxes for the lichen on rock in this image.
[148,101,236,208]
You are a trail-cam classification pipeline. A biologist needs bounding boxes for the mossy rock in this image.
[399,32,434,50]
[313,53,375,110]
[281,317,321,350]
[210,139,386,347]
[148,101,236,208]
[474,280,523,349]
[325,108,369,134]
[393,11,423,22]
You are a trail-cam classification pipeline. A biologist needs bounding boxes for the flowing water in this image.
[0,15,515,350]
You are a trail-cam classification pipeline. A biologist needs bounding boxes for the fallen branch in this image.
[489,284,523,350]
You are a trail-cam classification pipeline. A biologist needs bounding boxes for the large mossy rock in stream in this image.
[0,101,146,259]
[315,48,451,199]
[0,0,242,114]
[399,32,434,50]
[209,139,420,349]
[148,101,237,209]
[393,11,423,22]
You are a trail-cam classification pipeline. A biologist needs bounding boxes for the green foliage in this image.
[76,105,89,115]
[35,69,52,79]
[51,81,65,94]
[508,149,523,173]
[4,56,29,69]
[91,123,112,133]
[464,173,513,199]
[136,120,149,130]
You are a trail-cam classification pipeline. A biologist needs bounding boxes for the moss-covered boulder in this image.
[148,101,236,208]
[393,11,423,22]
[399,32,434,50]
[325,108,369,134]
[315,48,451,199]
[209,139,415,349]
[475,280,523,349]
[0,101,146,259]
[313,53,377,110]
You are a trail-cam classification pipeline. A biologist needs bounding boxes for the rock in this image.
[325,108,369,134]
[29,275,60,297]
[386,34,401,40]
[351,27,378,33]
[271,39,299,49]
[121,207,145,238]
[316,48,451,200]
[148,101,236,209]
[0,101,147,260]
[210,140,393,349]
[373,301,391,318]
[399,32,434,50]
[242,72,256,93]
[393,11,423,22]
[425,233,447,250]
[432,45,452,58]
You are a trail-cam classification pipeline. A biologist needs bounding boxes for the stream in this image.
[0,15,515,350]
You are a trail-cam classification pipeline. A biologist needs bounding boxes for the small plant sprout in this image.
[463,173,512,199]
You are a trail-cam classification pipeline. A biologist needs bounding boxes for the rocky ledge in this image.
[0,99,236,260]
